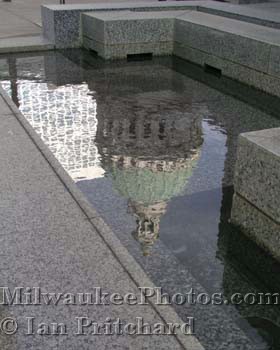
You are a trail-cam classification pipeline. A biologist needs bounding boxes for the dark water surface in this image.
[1,49,280,350]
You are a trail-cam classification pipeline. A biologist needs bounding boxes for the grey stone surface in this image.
[234,128,280,224]
[231,193,280,262]
[0,81,204,350]
[173,41,280,98]
[41,0,280,48]
[84,37,174,59]
[0,35,54,53]
[39,0,280,96]
[179,10,280,45]
[83,10,182,44]
[41,1,198,48]
[41,5,55,43]
[0,94,12,115]
[226,0,269,6]
[0,229,185,350]
[175,12,280,74]
[82,10,187,59]
[0,2,41,39]
[43,1,198,12]
[197,2,280,29]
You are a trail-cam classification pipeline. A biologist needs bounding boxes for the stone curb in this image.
[0,36,54,54]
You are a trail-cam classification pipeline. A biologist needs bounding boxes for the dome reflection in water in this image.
[95,91,204,255]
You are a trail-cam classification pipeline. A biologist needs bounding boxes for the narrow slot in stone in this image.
[127,53,153,62]
[89,49,99,56]
[204,64,222,77]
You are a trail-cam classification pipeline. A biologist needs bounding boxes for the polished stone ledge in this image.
[234,128,280,223]
[231,128,280,260]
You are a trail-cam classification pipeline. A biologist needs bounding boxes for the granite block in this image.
[82,11,179,59]
[41,5,55,43]
[82,12,105,44]
[104,18,173,45]
[53,9,84,48]
[175,14,272,73]
[83,36,106,57]
[42,5,95,47]
[41,2,196,48]
[79,8,280,89]
[178,11,280,45]
[230,193,280,262]
[197,3,280,29]
[234,128,280,223]
[41,1,280,54]
[173,42,280,98]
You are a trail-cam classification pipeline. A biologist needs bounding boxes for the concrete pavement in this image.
[0,0,154,30]
[0,0,158,52]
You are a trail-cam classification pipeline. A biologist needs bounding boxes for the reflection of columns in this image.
[8,57,19,107]
[97,97,203,160]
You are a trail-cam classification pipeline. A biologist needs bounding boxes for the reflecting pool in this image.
[1,49,280,350]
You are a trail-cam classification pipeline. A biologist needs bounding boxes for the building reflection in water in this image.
[1,79,102,181]
[0,55,205,256]
[1,62,204,255]
[95,91,204,255]
[2,52,280,348]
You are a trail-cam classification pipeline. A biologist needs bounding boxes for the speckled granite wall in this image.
[74,7,280,97]
[82,10,181,59]
[41,2,197,48]
[231,128,280,261]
